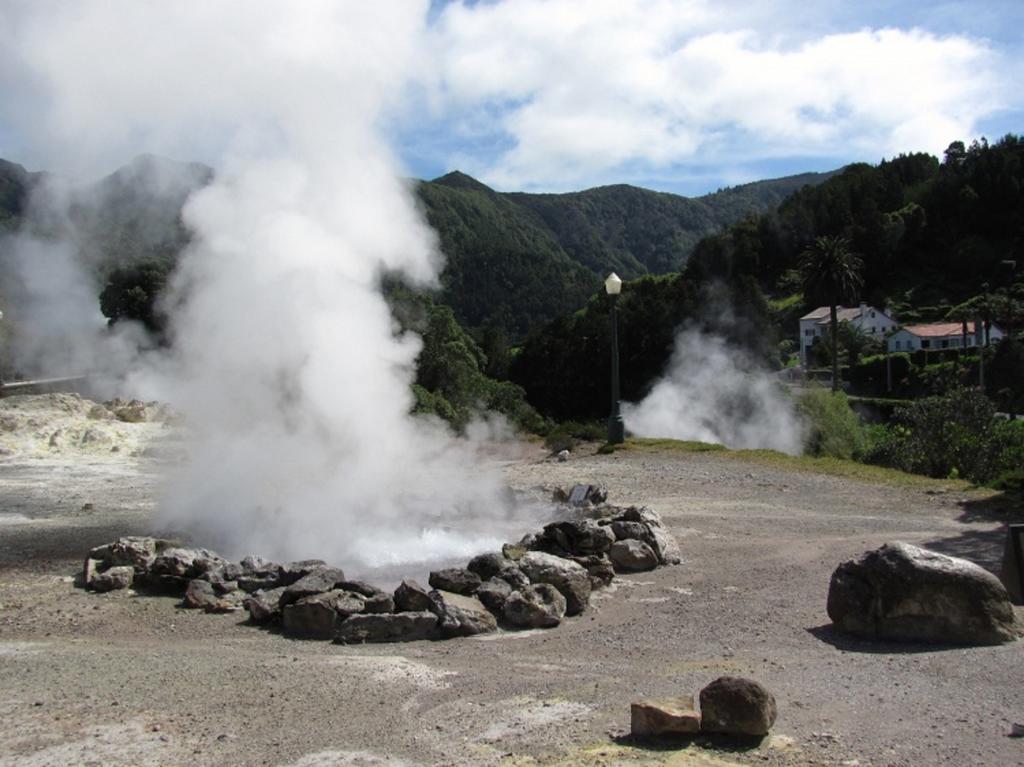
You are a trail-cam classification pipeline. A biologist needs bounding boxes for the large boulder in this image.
[503,583,566,628]
[609,539,659,573]
[429,590,497,638]
[282,589,365,639]
[428,568,481,596]
[467,552,518,581]
[518,551,591,616]
[699,677,777,737]
[827,542,1020,646]
[335,612,440,644]
[569,555,615,589]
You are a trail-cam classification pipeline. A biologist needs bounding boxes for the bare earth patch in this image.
[0,396,1021,766]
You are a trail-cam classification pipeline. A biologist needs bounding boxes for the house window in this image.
[941,340,949,349]
[804,329,813,336]
[894,341,901,350]
[921,340,931,349]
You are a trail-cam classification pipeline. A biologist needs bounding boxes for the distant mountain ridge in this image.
[0,155,835,336]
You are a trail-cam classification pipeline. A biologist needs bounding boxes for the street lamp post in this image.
[605,273,624,445]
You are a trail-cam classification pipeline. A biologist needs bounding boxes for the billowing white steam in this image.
[2,2,542,569]
[623,329,804,455]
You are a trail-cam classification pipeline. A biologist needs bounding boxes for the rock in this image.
[183,579,245,613]
[518,551,591,616]
[610,520,649,542]
[569,555,615,589]
[827,541,1020,645]
[337,580,394,613]
[282,589,365,639]
[92,536,159,572]
[89,565,135,592]
[503,583,566,628]
[467,552,517,581]
[699,676,777,737]
[565,483,606,506]
[335,611,440,644]
[149,548,224,579]
[278,559,328,587]
[394,579,434,612]
[476,578,513,613]
[201,567,241,595]
[557,449,569,462]
[615,507,682,565]
[610,539,659,572]
[631,695,701,736]
[279,567,346,607]
[428,567,482,596]
[536,520,616,557]
[82,557,101,586]
[244,587,287,624]
[429,590,497,638]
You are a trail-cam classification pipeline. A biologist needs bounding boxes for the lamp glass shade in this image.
[604,272,622,295]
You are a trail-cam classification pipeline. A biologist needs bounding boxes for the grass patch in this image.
[606,437,986,493]
[609,438,728,454]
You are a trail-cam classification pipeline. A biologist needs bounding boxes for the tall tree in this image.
[800,236,864,391]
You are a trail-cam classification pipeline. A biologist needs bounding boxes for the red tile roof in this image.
[901,322,966,338]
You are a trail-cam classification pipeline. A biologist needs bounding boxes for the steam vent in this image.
[82,484,682,643]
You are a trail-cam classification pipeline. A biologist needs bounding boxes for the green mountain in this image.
[417,169,834,335]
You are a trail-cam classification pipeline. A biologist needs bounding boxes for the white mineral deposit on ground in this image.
[0,393,1021,767]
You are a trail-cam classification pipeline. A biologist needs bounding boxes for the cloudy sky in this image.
[2,0,1021,196]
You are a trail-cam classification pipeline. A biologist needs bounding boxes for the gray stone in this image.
[503,583,566,628]
[827,541,1020,645]
[278,559,328,586]
[279,567,346,607]
[518,551,591,616]
[428,567,481,596]
[335,611,439,644]
[476,578,513,613]
[467,552,517,581]
[536,520,616,557]
[182,579,245,613]
[610,539,659,572]
[282,589,365,639]
[615,506,682,565]
[569,555,615,589]
[429,590,497,638]
[92,536,160,572]
[394,579,433,612]
[149,548,225,579]
[631,695,701,736]
[82,557,101,586]
[89,565,135,592]
[699,676,777,737]
[244,586,287,624]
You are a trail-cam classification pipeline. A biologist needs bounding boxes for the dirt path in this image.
[0,424,1022,766]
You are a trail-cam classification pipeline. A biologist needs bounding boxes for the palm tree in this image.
[800,236,864,392]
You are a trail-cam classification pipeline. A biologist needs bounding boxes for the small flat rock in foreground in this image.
[631,695,701,736]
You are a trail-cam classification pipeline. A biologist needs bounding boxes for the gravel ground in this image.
[0,403,1022,767]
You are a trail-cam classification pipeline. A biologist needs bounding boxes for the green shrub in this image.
[863,387,1004,482]
[798,387,869,460]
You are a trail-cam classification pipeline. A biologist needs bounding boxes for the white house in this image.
[799,303,898,365]
[887,321,1004,353]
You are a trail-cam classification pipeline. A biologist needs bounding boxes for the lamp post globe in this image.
[605,273,624,445]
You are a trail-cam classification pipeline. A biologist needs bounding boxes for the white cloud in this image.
[431,0,1008,190]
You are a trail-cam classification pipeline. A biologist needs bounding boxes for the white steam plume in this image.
[3,2,543,570]
[623,329,804,455]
